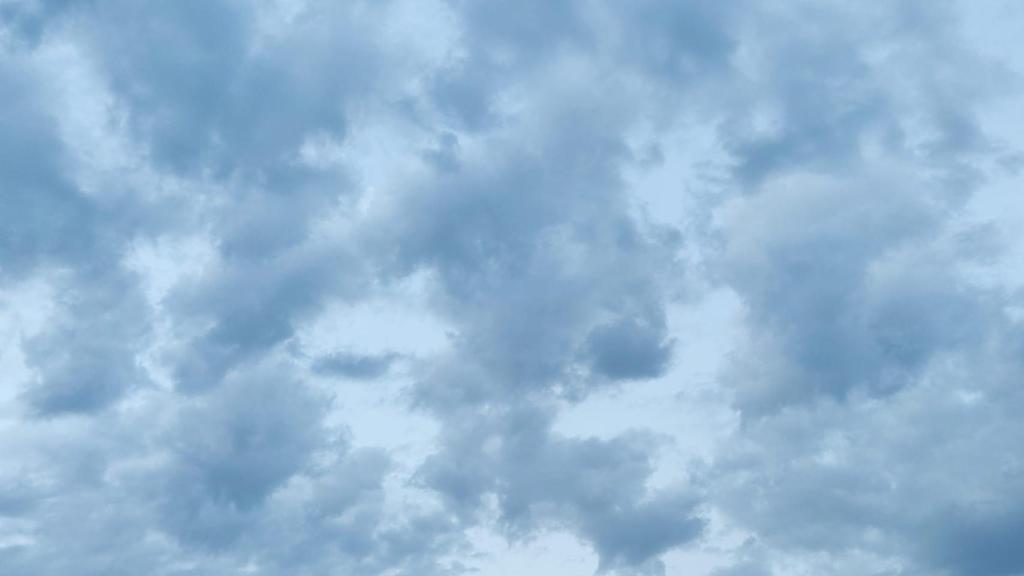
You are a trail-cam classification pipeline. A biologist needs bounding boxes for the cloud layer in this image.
[1,1,1023,575]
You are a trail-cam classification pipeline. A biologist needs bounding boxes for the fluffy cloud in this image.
[1,1,1023,575]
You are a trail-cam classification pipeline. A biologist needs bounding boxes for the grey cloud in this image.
[166,241,369,393]
[711,317,1024,575]
[0,357,463,576]
[0,478,38,517]
[71,0,381,181]
[50,0,416,396]
[312,351,400,380]
[707,0,1010,414]
[387,47,702,564]
[422,131,462,174]
[716,2,996,191]
[922,501,1024,576]
[0,58,95,278]
[611,0,740,82]
[137,364,332,551]
[0,0,83,46]
[7,0,702,571]
[419,404,704,574]
[707,184,1020,572]
[21,267,152,415]
[715,171,973,413]
[0,55,156,416]
[424,0,741,133]
[698,4,1024,576]
[167,366,326,513]
[386,103,683,405]
[427,0,589,133]
[585,316,674,381]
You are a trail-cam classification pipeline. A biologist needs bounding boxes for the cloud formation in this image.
[1,1,1023,575]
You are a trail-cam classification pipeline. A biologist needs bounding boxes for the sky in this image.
[1,1,1024,575]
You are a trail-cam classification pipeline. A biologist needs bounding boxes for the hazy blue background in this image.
[1,1,1023,574]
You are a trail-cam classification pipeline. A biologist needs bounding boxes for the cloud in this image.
[699,3,1024,575]
[312,351,401,380]
[2,0,1023,575]
[21,267,152,415]
[419,404,704,574]
[0,56,95,277]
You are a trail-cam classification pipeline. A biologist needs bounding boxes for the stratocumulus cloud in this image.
[1,1,1023,575]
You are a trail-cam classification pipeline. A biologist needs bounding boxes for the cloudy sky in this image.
[2,1,1024,575]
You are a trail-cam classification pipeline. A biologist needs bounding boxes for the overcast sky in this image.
[2,1,1024,575]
